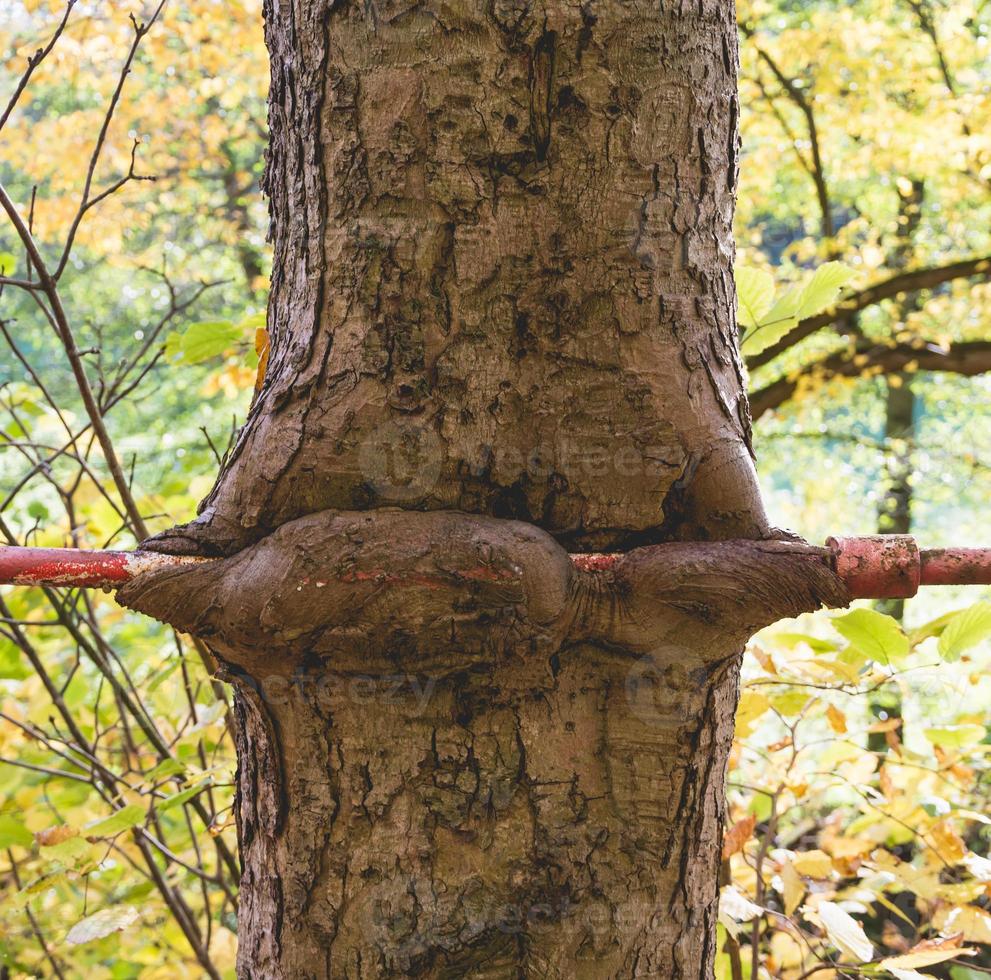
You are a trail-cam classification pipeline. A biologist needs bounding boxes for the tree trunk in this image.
[121,2,848,976]
[152,0,767,559]
[870,178,924,747]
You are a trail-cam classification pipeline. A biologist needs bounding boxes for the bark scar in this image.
[528,27,556,162]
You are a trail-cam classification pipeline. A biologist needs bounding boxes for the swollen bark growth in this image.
[127,2,848,976]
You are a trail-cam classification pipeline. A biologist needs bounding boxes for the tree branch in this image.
[905,0,959,98]
[0,182,149,540]
[746,254,991,369]
[0,0,77,133]
[740,23,834,241]
[749,339,991,419]
[54,3,167,280]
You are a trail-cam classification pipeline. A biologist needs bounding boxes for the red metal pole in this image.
[2,538,991,597]
[827,535,991,599]
[826,535,921,599]
[919,548,991,588]
[0,546,206,589]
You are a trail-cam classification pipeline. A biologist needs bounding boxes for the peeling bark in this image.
[131,2,847,975]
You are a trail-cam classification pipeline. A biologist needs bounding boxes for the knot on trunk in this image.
[117,509,848,676]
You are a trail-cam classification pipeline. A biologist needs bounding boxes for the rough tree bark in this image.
[120,2,849,976]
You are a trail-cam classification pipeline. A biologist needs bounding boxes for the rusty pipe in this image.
[919,547,991,588]
[0,546,206,589]
[827,535,991,599]
[2,537,991,599]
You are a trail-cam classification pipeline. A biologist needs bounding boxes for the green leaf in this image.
[741,277,811,356]
[83,804,146,838]
[938,602,991,661]
[47,780,94,810]
[735,266,775,329]
[11,871,66,910]
[66,905,140,946]
[714,924,733,980]
[767,631,840,654]
[146,659,181,694]
[15,398,45,418]
[833,608,909,665]
[740,290,801,356]
[41,836,95,867]
[924,725,986,749]
[165,320,241,364]
[158,779,210,813]
[761,286,804,329]
[0,815,33,849]
[0,251,15,274]
[0,644,30,680]
[238,311,267,330]
[770,690,812,717]
[143,758,186,784]
[952,967,989,980]
[26,500,50,521]
[739,261,854,357]
[748,791,773,822]
[795,261,856,319]
[908,608,960,646]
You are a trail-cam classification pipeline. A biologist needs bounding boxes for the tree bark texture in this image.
[125,514,845,977]
[152,0,766,559]
[128,2,850,977]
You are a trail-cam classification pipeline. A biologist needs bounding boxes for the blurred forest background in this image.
[1,0,990,977]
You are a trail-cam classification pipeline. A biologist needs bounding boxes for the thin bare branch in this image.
[54,2,168,280]
[0,1,78,133]
[0,181,149,539]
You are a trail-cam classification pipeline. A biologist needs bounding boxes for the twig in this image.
[7,850,68,980]
[54,2,168,281]
[0,0,78,133]
[0,181,149,540]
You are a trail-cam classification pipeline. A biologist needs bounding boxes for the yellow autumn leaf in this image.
[879,765,895,799]
[836,751,877,787]
[792,850,833,878]
[880,948,975,970]
[826,703,847,734]
[768,929,805,972]
[933,904,991,943]
[735,691,771,737]
[930,819,967,864]
[780,860,805,915]
[825,835,874,860]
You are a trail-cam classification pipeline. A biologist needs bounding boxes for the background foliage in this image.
[0,1,990,977]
